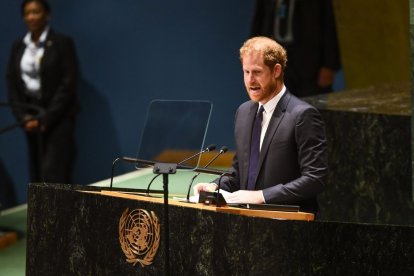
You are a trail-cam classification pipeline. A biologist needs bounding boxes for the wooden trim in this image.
[92,190,314,221]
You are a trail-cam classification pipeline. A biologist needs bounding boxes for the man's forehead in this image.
[242,51,265,64]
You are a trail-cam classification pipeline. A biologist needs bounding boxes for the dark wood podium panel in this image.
[27,183,414,275]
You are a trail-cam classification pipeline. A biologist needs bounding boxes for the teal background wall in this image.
[0,1,344,205]
[0,0,254,204]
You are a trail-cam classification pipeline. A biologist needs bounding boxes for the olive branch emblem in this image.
[119,208,160,267]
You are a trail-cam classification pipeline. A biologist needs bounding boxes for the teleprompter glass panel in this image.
[136,100,213,169]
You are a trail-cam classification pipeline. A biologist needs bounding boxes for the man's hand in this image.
[24,119,40,132]
[225,190,264,204]
[193,182,218,195]
[318,67,335,88]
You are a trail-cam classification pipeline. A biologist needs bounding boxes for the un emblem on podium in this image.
[119,208,160,267]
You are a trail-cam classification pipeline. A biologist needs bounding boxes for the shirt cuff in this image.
[261,190,266,204]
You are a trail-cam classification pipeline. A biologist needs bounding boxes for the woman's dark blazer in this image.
[6,29,79,129]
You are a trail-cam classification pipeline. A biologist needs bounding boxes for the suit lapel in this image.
[15,43,26,75]
[40,30,54,69]
[257,92,291,173]
[246,102,259,145]
[240,102,259,189]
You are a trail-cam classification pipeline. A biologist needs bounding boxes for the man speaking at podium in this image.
[194,36,327,213]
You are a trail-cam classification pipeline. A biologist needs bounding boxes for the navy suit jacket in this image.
[217,91,327,212]
[7,29,79,129]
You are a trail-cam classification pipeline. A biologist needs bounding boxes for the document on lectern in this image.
[178,190,300,212]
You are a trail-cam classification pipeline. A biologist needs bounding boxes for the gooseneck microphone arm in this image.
[203,146,227,168]
[144,144,216,195]
[110,157,155,189]
[110,157,121,189]
[109,145,233,190]
[217,173,226,195]
[145,174,161,196]
[177,144,216,165]
[186,146,228,202]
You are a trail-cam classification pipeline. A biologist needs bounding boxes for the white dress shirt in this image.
[20,27,49,97]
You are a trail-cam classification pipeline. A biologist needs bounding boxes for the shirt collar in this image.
[23,26,50,47]
[259,85,287,114]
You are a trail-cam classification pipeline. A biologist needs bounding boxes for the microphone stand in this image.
[186,146,228,202]
[110,157,155,189]
[150,161,232,274]
[198,173,227,207]
[110,156,232,190]
[109,155,232,275]
[152,162,176,275]
[186,173,200,202]
[144,144,216,196]
[146,174,161,196]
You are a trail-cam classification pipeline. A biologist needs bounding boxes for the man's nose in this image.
[247,73,255,83]
[25,13,35,21]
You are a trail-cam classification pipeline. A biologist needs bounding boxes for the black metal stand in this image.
[153,162,176,276]
[109,157,233,190]
[109,156,235,275]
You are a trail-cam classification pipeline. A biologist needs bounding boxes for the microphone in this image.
[186,146,228,202]
[177,144,216,166]
[145,144,216,196]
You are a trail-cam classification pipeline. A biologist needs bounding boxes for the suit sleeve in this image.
[6,41,27,122]
[213,107,242,192]
[262,106,328,203]
[213,154,240,192]
[42,36,79,128]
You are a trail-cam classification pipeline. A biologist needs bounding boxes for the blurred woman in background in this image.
[7,0,79,183]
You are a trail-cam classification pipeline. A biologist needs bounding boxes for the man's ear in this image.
[273,63,282,79]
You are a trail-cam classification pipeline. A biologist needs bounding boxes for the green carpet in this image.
[0,204,27,276]
[93,168,219,196]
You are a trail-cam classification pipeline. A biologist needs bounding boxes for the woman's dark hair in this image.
[21,0,51,16]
